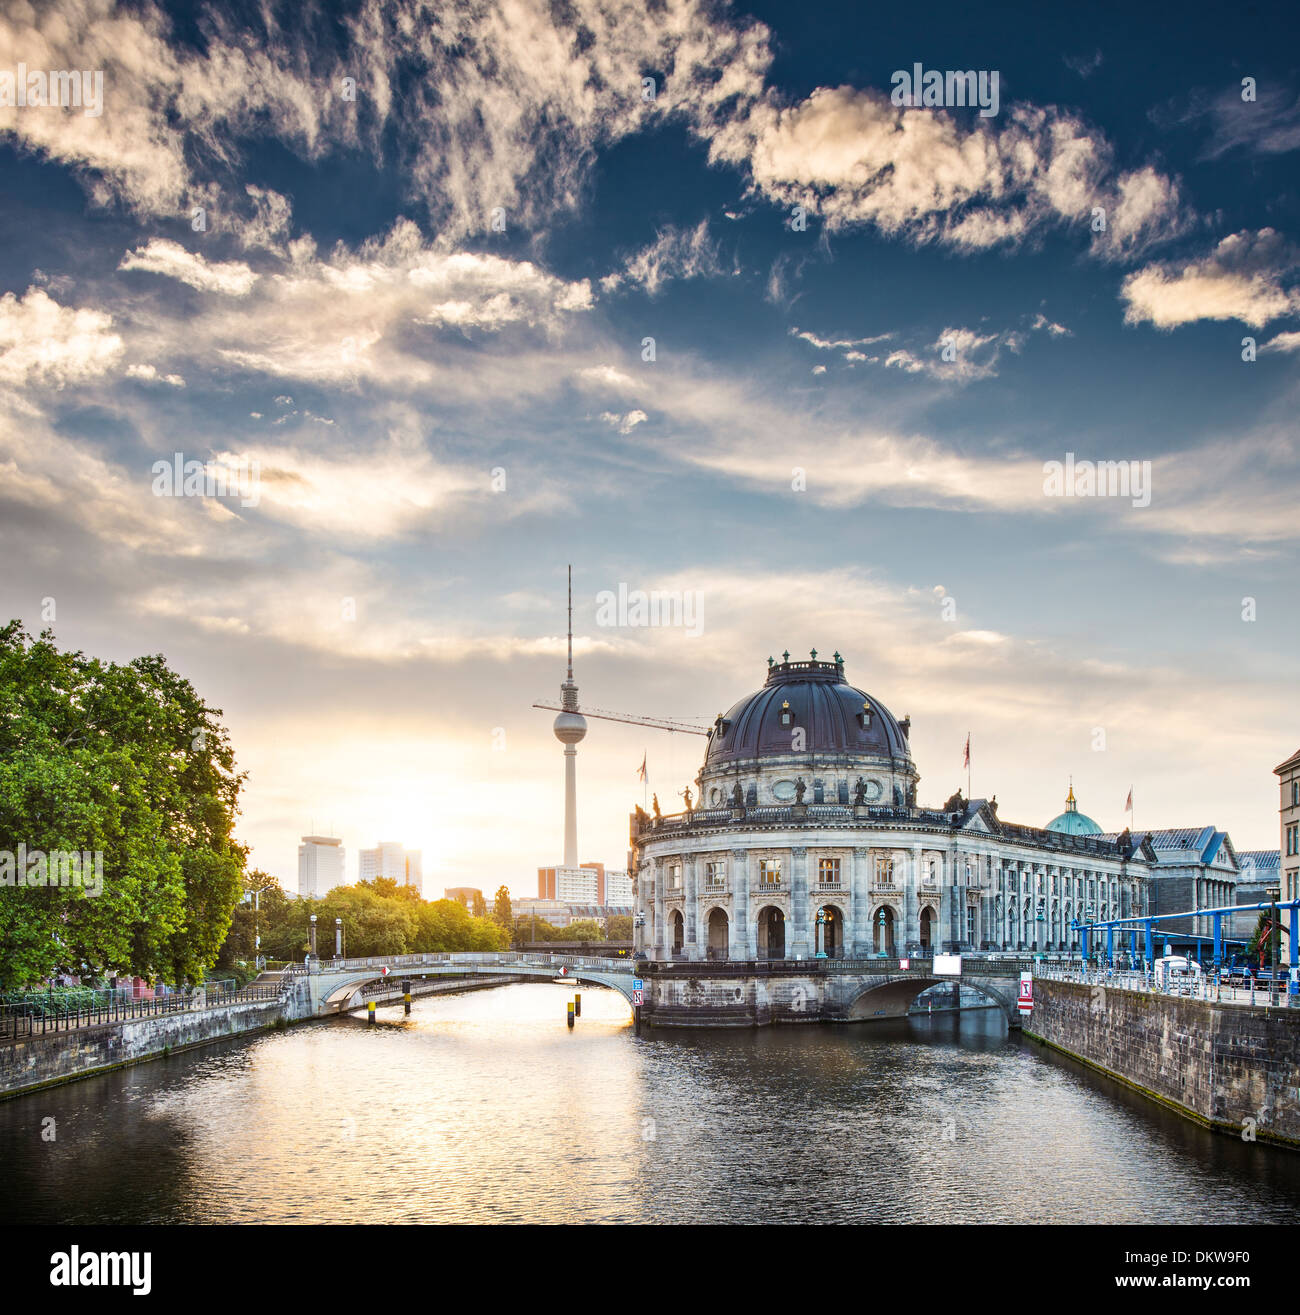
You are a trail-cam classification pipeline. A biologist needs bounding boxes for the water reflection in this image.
[1,983,1297,1224]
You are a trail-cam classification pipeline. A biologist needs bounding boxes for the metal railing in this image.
[0,984,282,1041]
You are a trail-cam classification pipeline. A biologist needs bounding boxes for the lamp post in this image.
[1269,885,1281,1006]
[815,908,827,959]
[308,913,317,966]
[335,917,343,960]
[877,907,887,958]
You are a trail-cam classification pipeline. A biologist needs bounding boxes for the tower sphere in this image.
[553,710,588,744]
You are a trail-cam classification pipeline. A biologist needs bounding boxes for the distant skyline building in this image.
[604,869,633,907]
[445,886,482,908]
[358,841,423,895]
[537,861,608,904]
[298,835,345,899]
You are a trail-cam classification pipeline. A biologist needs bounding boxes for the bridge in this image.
[283,950,1041,1027]
[289,951,638,1017]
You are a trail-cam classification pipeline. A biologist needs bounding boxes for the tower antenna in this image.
[567,564,574,683]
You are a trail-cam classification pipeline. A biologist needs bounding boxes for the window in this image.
[818,857,841,887]
[669,864,682,891]
[966,905,976,940]
[759,858,782,886]
[926,859,937,884]
[705,860,726,889]
[875,856,895,886]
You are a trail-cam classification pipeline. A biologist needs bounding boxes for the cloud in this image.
[602,220,725,295]
[1155,84,1300,161]
[1262,331,1300,354]
[712,85,1188,257]
[600,410,648,434]
[0,288,123,388]
[119,239,258,296]
[1121,228,1300,328]
[126,363,186,387]
[0,0,353,225]
[168,220,595,386]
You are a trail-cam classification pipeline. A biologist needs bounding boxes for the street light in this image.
[308,913,317,965]
[815,908,827,959]
[1268,885,1281,1006]
[335,917,343,960]
[877,907,887,957]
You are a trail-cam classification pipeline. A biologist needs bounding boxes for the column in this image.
[685,856,699,959]
[729,848,750,961]
[789,846,810,958]
[852,847,871,956]
[653,858,666,960]
[905,844,921,951]
[938,851,953,954]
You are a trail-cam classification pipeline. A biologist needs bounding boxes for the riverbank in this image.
[0,973,527,1101]
[1023,978,1300,1150]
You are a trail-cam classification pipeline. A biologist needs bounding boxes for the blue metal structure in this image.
[1072,898,1299,970]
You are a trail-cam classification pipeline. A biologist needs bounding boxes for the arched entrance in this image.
[757,905,785,960]
[670,909,684,957]
[919,906,934,951]
[873,906,896,955]
[817,905,843,958]
[706,907,729,961]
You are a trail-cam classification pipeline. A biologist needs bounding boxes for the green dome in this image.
[1045,785,1102,836]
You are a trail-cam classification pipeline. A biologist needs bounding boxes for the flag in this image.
[963,734,970,769]
[636,753,647,783]
[1124,787,1133,813]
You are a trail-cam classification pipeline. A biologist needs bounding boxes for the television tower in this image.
[552,565,587,868]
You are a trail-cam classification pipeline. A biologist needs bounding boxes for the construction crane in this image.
[531,700,709,736]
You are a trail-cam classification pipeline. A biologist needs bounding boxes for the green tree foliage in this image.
[492,885,512,928]
[215,886,510,965]
[1248,910,1279,966]
[470,889,487,918]
[565,918,604,943]
[0,622,246,988]
[604,914,633,941]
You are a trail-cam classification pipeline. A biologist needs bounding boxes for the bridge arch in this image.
[309,960,639,1015]
[841,974,1018,1024]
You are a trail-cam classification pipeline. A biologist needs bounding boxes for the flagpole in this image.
[967,731,971,801]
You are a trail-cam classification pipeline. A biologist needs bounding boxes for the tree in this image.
[1249,910,1279,967]
[471,890,487,918]
[605,914,633,941]
[565,918,604,943]
[492,885,512,928]
[0,622,246,988]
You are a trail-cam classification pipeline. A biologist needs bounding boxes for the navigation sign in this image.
[631,989,644,1006]
[632,977,644,990]
[898,958,910,970]
[1018,971,1033,1014]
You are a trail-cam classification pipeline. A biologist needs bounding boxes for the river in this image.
[3,982,1299,1224]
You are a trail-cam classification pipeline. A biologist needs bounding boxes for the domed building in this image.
[1045,785,1103,837]
[631,652,1153,963]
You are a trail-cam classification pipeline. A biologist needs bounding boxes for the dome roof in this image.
[704,654,912,768]
[1046,785,1102,835]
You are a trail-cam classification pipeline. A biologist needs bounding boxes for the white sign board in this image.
[631,989,644,1006]
[932,954,962,977]
[898,957,910,970]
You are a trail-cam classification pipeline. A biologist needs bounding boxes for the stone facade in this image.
[631,656,1152,962]
[1024,978,1300,1149]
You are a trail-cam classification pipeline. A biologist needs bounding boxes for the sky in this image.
[2,0,1299,898]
